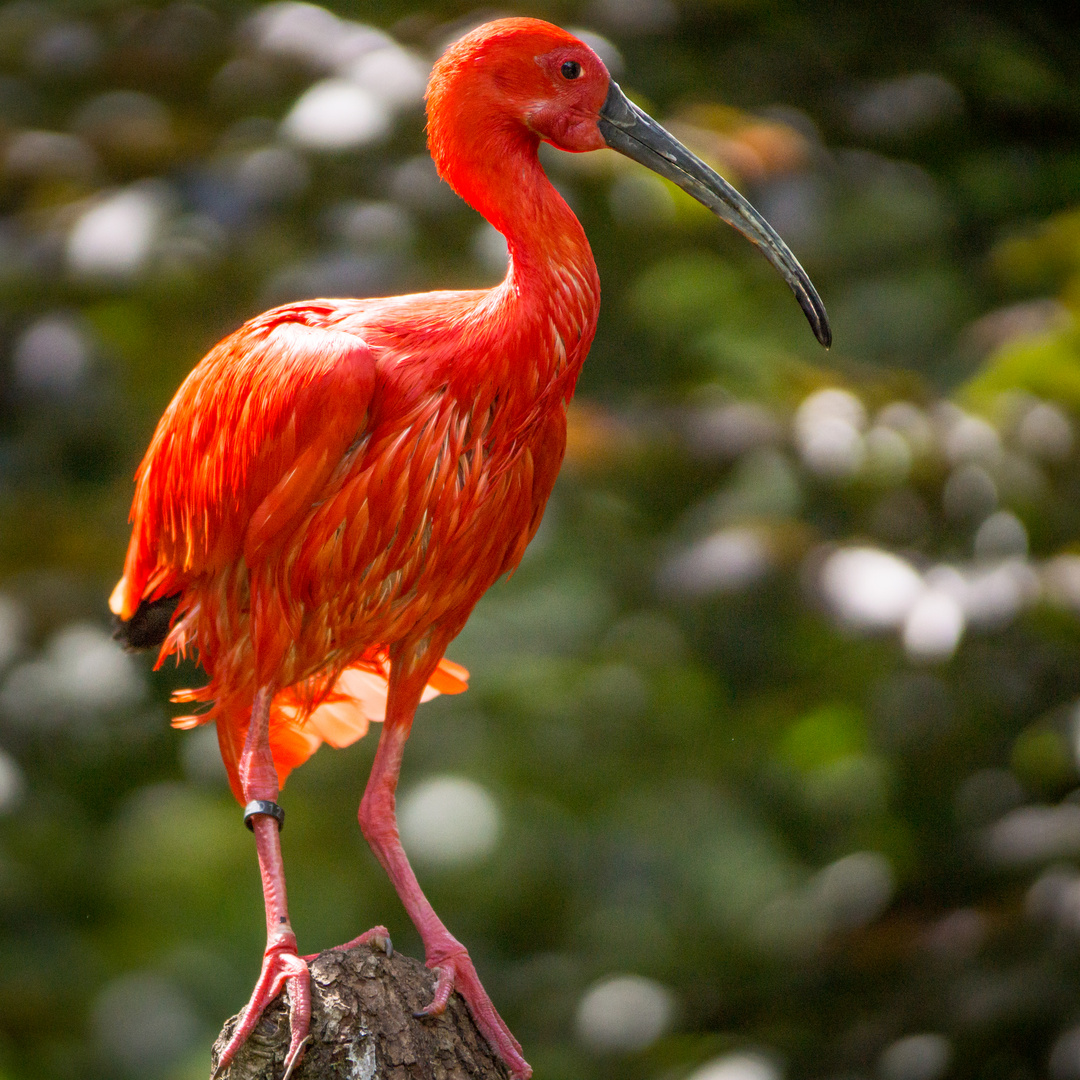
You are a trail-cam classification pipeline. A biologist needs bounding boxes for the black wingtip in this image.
[112,594,180,652]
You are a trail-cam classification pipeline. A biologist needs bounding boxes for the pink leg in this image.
[212,688,310,1080]
[359,675,532,1080]
[299,925,392,964]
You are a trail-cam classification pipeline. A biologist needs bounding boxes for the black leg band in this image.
[244,799,285,831]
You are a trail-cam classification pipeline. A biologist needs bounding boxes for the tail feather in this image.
[170,655,470,790]
[112,593,180,652]
[276,657,470,753]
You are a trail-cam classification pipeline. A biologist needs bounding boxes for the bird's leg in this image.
[212,687,310,1080]
[359,675,533,1080]
[298,924,393,964]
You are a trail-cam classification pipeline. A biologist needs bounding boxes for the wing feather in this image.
[111,306,377,620]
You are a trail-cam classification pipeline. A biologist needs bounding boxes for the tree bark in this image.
[210,944,511,1080]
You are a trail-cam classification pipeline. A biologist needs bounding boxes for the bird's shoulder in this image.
[190,299,377,394]
[146,303,379,491]
[116,303,382,612]
[209,292,489,392]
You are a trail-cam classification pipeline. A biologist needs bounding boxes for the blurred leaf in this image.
[777,703,866,773]
[1011,726,1077,798]
[629,252,749,339]
[990,207,1080,295]
[963,325,1080,412]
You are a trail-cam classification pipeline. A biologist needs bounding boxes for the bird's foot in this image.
[300,925,393,962]
[211,934,311,1080]
[417,946,532,1080]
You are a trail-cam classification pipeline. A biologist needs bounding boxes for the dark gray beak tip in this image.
[599,79,832,350]
[801,292,832,349]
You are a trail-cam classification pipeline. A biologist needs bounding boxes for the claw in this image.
[414,963,455,1018]
[212,943,311,1080]
[300,925,393,964]
[415,951,532,1079]
[281,1033,312,1080]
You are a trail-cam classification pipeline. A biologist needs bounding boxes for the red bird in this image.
[111,17,829,1080]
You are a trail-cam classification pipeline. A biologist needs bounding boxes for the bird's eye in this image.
[561,60,582,80]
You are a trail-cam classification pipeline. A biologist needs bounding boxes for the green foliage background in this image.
[1,2,1080,1079]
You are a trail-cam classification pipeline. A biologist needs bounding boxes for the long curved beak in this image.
[598,80,831,348]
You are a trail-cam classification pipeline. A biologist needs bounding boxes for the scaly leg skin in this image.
[212,689,311,1080]
[358,666,532,1080]
[299,925,393,963]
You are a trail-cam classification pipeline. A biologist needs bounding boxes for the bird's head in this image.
[427,19,610,155]
[428,18,830,347]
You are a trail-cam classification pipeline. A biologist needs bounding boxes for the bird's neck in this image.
[432,117,601,362]
[495,154,600,355]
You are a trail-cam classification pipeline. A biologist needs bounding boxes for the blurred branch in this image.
[211,944,510,1080]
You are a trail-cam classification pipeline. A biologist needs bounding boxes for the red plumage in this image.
[112,16,828,1080]
[114,229,598,794]
[113,29,602,1075]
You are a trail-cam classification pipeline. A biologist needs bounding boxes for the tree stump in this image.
[210,944,511,1080]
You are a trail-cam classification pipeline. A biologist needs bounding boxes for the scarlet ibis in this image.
[111,16,829,1080]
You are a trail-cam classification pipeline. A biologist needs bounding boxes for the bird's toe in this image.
[211,943,311,1080]
[417,950,532,1078]
[303,925,393,963]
